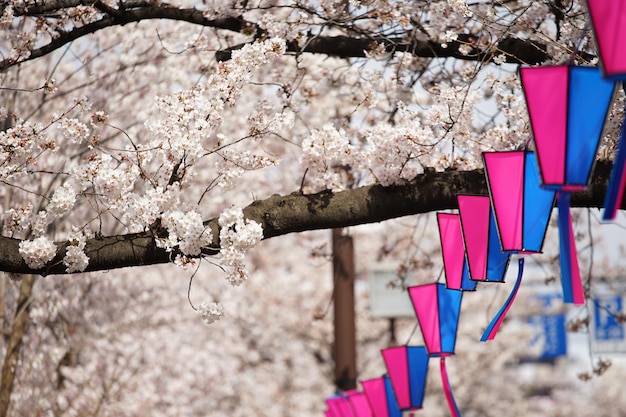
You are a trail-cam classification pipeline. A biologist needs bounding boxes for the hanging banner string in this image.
[440,356,461,417]
[557,192,585,304]
[480,258,524,342]
[602,86,626,221]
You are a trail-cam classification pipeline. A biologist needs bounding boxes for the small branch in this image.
[93,0,124,19]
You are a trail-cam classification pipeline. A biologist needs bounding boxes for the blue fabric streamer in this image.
[480,258,525,342]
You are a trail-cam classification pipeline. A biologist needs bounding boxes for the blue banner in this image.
[593,296,625,342]
[527,293,567,360]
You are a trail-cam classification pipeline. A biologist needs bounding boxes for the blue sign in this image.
[527,293,567,360]
[528,314,567,359]
[593,296,625,342]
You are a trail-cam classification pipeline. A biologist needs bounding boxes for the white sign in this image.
[368,267,415,318]
[591,294,626,354]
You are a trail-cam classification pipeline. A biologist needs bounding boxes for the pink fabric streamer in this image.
[480,258,525,341]
[566,218,584,304]
[440,356,461,417]
[557,192,585,304]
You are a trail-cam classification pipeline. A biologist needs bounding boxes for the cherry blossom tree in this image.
[0,0,619,276]
[0,1,625,416]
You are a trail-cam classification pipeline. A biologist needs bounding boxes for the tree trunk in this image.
[0,275,36,417]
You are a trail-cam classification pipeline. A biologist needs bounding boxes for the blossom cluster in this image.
[4,204,33,237]
[299,82,490,191]
[218,207,264,286]
[447,0,473,18]
[18,236,57,270]
[70,152,141,223]
[0,121,56,181]
[121,185,181,231]
[58,117,89,144]
[18,224,90,273]
[146,38,287,175]
[159,210,212,256]
[196,301,225,325]
[62,229,91,273]
[47,183,77,217]
[247,102,295,137]
[215,149,278,190]
[300,124,353,190]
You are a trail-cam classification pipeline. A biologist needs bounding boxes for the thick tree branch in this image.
[215,35,550,64]
[1,2,557,71]
[298,35,550,65]
[0,160,617,276]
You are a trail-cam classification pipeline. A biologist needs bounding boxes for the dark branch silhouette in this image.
[1,2,557,71]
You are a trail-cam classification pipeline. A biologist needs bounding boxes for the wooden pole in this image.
[332,228,357,391]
